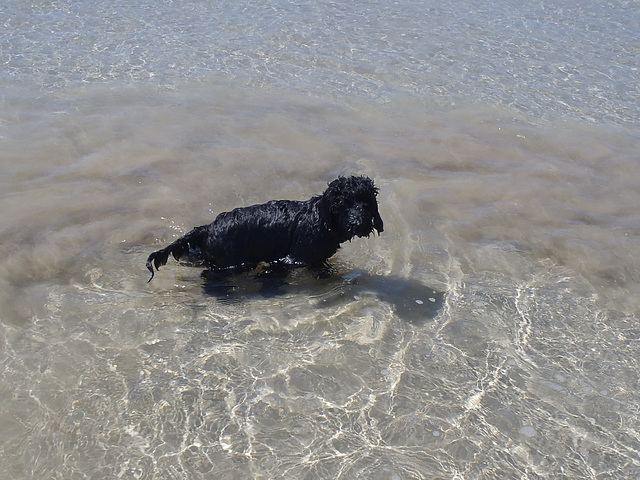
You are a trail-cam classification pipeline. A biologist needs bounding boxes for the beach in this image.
[1,1,640,478]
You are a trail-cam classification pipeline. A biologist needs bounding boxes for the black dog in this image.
[146,175,383,282]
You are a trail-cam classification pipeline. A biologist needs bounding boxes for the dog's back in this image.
[202,199,309,267]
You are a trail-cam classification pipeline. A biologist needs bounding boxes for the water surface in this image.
[1,0,640,478]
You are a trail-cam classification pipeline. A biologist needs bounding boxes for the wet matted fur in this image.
[146,175,383,281]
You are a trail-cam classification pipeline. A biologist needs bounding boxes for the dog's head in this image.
[322,175,384,241]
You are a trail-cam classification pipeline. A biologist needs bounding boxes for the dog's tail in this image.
[146,225,208,282]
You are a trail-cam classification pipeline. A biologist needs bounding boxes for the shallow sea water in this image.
[2,1,640,479]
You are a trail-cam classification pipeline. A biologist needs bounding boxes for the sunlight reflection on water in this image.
[1,0,640,475]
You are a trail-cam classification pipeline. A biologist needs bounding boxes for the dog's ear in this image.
[373,209,384,234]
[366,178,383,234]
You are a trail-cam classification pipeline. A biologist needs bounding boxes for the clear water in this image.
[1,1,640,478]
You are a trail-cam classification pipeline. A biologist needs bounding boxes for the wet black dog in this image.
[146,175,383,282]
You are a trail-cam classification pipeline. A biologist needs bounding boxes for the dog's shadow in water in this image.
[202,267,444,324]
